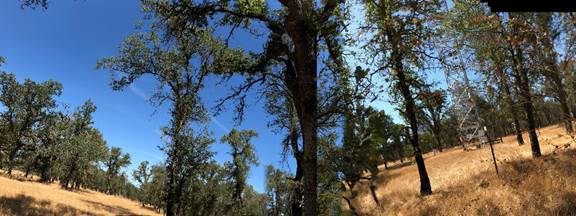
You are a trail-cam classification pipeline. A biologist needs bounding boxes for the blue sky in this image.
[0,0,293,192]
[0,0,450,193]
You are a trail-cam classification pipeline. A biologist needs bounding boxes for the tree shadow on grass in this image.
[554,192,576,215]
[417,148,576,215]
[81,199,136,215]
[0,194,98,216]
[385,161,415,170]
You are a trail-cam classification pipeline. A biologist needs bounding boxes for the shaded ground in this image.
[0,172,160,216]
[0,194,97,216]
[345,124,576,216]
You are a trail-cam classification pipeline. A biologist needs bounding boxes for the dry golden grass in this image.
[345,124,576,216]
[0,171,161,216]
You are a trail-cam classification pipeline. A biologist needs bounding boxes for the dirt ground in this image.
[0,171,160,216]
[345,124,576,216]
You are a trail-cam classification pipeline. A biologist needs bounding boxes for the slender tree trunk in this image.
[508,13,541,157]
[24,157,37,178]
[342,196,358,216]
[536,13,573,133]
[62,154,79,189]
[497,65,525,145]
[6,142,23,175]
[394,54,432,195]
[165,95,187,216]
[370,179,380,207]
[290,122,303,216]
[433,128,443,152]
[548,68,573,133]
[513,51,541,157]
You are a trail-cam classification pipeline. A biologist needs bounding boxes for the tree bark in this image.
[6,141,24,175]
[512,50,541,157]
[432,128,443,152]
[509,13,541,157]
[289,120,303,216]
[394,55,432,195]
[369,179,380,207]
[550,72,573,133]
[283,2,319,214]
[496,65,525,145]
[165,95,186,216]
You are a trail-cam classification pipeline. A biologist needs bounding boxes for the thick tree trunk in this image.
[299,90,318,216]
[285,7,319,215]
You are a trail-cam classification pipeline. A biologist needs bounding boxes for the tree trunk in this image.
[342,196,358,216]
[509,13,541,157]
[549,68,573,133]
[497,65,524,145]
[433,129,443,152]
[165,96,187,216]
[6,142,23,175]
[299,87,318,216]
[394,55,432,195]
[39,155,54,183]
[285,5,319,214]
[536,13,573,133]
[24,158,36,178]
[513,51,541,157]
[62,154,79,189]
[370,179,380,207]
[290,122,303,216]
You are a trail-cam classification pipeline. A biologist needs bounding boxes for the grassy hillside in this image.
[346,124,576,215]
[0,172,160,216]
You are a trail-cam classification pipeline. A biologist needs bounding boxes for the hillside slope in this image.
[347,124,576,215]
[0,173,160,216]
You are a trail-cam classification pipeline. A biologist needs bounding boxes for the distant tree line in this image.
[0,70,139,198]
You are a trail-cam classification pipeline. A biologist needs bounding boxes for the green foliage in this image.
[148,164,168,212]
[97,9,221,214]
[0,71,62,174]
[417,85,448,151]
[265,165,290,216]
[221,129,259,212]
[104,147,131,195]
[132,1,348,214]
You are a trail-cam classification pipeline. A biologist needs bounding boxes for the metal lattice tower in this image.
[444,58,487,148]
